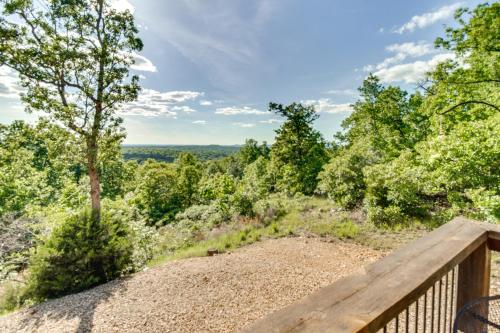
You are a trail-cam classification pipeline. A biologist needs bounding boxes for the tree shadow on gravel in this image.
[18,276,131,333]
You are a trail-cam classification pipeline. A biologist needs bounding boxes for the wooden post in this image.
[456,242,491,332]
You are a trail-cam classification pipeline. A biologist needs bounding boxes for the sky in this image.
[0,0,484,145]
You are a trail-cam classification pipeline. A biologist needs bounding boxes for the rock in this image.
[207,248,219,256]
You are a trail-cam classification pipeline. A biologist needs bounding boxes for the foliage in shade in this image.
[25,208,134,301]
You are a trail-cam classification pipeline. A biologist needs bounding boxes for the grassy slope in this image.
[149,197,429,267]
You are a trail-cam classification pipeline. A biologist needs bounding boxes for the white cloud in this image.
[259,118,282,124]
[233,122,256,128]
[374,53,455,83]
[193,120,207,125]
[364,41,435,73]
[324,89,357,96]
[199,100,213,106]
[120,104,178,117]
[139,89,203,104]
[394,3,462,34]
[302,99,354,114]
[0,67,24,99]
[386,42,434,57]
[110,0,135,13]
[119,88,203,117]
[215,106,267,116]
[131,53,157,72]
[172,105,196,113]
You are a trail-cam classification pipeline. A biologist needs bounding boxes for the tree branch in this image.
[439,100,500,115]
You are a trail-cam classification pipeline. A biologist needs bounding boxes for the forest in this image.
[122,145,242,163]
[0,1,498,315]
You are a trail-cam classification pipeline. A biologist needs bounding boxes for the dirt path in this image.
[0,237,384,333]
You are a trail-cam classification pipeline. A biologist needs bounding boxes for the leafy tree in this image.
[269,102,328,195]
[0,121,78,214]
[318,76,424,207]
[237,139,270,165]
[317,142,378,208]
[341,75,424,158]
[198,173,236,213]
[0,0,142,222]
[175,153,202,207]
[134,161,181,225]
[424,3,499,134]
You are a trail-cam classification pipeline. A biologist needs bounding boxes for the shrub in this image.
[465,188,500,223]
[175,204,229,228]
[253,196,288,225]
[367,205,407,227]
[317,143,377,208]
[25,209,134,301]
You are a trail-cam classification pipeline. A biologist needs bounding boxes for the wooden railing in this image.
[241,217,500,333]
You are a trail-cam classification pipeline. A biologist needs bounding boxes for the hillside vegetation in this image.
[0,1,498,315]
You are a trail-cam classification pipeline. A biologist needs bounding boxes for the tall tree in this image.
[269,102,328,195]
[0,0,142,222]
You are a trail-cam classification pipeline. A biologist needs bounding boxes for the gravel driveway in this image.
[0,237,384,333]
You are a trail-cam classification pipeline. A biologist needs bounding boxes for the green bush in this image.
[465,188,500,223]
[367,205,407,227]
[253,196,288,225]
[175,204,229,228]
[25,209,134,301]
[317,143,377,208]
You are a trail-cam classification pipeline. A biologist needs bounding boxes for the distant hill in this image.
[122,144,241,162]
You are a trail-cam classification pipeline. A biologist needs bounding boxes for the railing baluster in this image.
[423,292,427,333]
[405,308,409,332]
[415,299,419,333]
[449,267,456,333]
[396,315,399,333]
[431,284,435,333]
[438,278,442,333]
[444,272,449,332]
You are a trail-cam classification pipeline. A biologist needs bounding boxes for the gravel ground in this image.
[0,237,384,333]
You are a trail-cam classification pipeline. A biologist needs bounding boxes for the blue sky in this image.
[0,0,483,144]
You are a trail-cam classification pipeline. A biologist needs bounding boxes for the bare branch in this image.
[439,100,500,115]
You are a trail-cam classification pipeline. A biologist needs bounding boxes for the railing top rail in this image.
[241,217,495,333]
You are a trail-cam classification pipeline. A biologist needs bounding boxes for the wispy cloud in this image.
[0,67,23,99]
[119,89,203,117]
[131,53,157,72]
[374,53,455,83]
[172,105,197,113]
[148,1,277,88]
[324,89,358,96]
[302,99,353,114]
[364,41,435,72]
[394,3,462,34]
[259,118,282,124]
[233,122,256,128]
[215,106,267,116]
[192,120,207,125]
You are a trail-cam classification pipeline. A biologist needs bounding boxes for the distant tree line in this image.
[122,145,242,163]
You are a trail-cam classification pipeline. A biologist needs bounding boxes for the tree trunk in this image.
[87,136,101,222]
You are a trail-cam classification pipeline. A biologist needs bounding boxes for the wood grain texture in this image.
[241,217,489,333]
[456,242,491,331]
